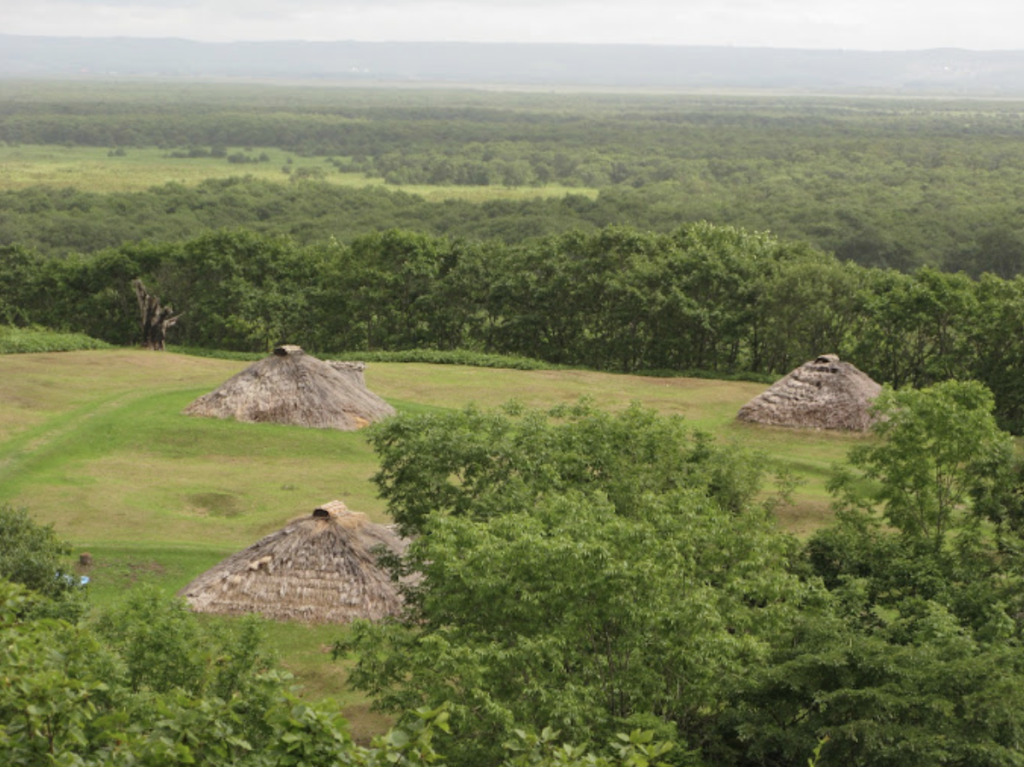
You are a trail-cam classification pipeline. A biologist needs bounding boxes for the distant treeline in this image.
[5,83,1024,274]
[4,175,1024,279]
[6,223,1024,432]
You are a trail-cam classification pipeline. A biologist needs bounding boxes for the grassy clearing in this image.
[0,350,853,543]
[0,144,596,201]
[0,349,859,723]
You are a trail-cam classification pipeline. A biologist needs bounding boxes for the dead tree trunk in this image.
[132,279,181,351]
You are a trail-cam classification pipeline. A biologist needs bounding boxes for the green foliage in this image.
[0,504,82,610]
[7,85,1024,276]
[848,267,977,389]
[0,576,682,766]
[10,216,1024,432]
[368,399,775,535]
[345,401,807,766]
[829,380,1013,549]
[94,586,274,698]
[723,599,1024,767]
[502,727,680,767]
[965,274,1024,434]
[0,324,112,354]
[0,583,115,765]
[736,381,1024,766]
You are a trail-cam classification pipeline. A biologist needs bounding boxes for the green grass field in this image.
[0,349,862,720]
[0,144,597,202]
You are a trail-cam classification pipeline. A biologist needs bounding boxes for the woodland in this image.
[6,81,1024,765]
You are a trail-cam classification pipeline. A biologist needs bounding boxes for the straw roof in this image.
[179,501,410,623]
[183,345,395,430]
[736,354,882,431]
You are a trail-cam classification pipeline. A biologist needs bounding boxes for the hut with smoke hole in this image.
[179,501,410,623]
[736,354,882,431]
[183,345,395,430]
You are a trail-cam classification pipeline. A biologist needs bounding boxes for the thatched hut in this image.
[736,354,882,431]
[179,501,409,623]
[183,345,395,430]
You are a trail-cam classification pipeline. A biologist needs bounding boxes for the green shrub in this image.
[0,325,111,354]
[0,504,77,598]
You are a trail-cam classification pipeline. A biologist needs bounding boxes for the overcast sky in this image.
[2,0,1021,51]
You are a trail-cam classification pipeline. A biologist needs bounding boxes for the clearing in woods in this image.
[0,348,860,704]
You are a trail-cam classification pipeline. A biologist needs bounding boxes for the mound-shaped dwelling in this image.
[736,354,882,431]
[183,345,395,430]
[179,501,409,623]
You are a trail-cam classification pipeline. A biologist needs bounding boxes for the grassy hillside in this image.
[0,349,863,714]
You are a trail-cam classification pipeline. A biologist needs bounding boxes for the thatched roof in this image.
[179,501,409,623]
[736,354,882,431]
[183,345,395,430]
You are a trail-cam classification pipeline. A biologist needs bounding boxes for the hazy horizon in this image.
[1,0,1022,53]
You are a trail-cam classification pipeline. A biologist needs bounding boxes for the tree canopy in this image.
[340,391,1024,766]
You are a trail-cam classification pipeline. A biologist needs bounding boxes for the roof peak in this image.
[312,500,369,529]
[313,500,349,518]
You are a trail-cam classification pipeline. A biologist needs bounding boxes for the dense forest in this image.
[4,82,1024,274]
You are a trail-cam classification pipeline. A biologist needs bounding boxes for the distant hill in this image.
[4,34,1024,95]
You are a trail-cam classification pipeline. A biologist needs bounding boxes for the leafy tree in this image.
[94,585,273,698]
[829,380,1012,551]
[368,399,774,536]
[849,268,977,390]
[721,594,1024,767]
[0,575,677,766]
[723,380,1024,766]
[0,504,80,605]
[345,401,808,766]
[0,583,116,764]
[965,274,1024,434]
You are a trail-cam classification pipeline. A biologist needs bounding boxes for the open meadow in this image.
[0,348,862,719]
[0,143,596,202]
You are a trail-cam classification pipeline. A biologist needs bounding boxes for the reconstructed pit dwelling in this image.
[183,344,395,430]
[736,354,882,431]
[179,501,410,623]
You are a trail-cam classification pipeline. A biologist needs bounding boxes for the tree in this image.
[737,379,1024,766]
[721,593,1024,767]
[132,277,181,350]
[344,401,808,766]
[848,268,977,390]
[367,400,774,536]
[0,504,79,602]
[829,380,1012,551]
[0,575,676,766]
[965,274,1024,434]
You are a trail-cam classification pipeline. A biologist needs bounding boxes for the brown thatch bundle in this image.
[736,354,882,431]
[179,501,410,623]
[183,345,395,430]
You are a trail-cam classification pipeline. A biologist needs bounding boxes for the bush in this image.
[0,504,86,621]
[0,504,77,598]
[0,325,112,354]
